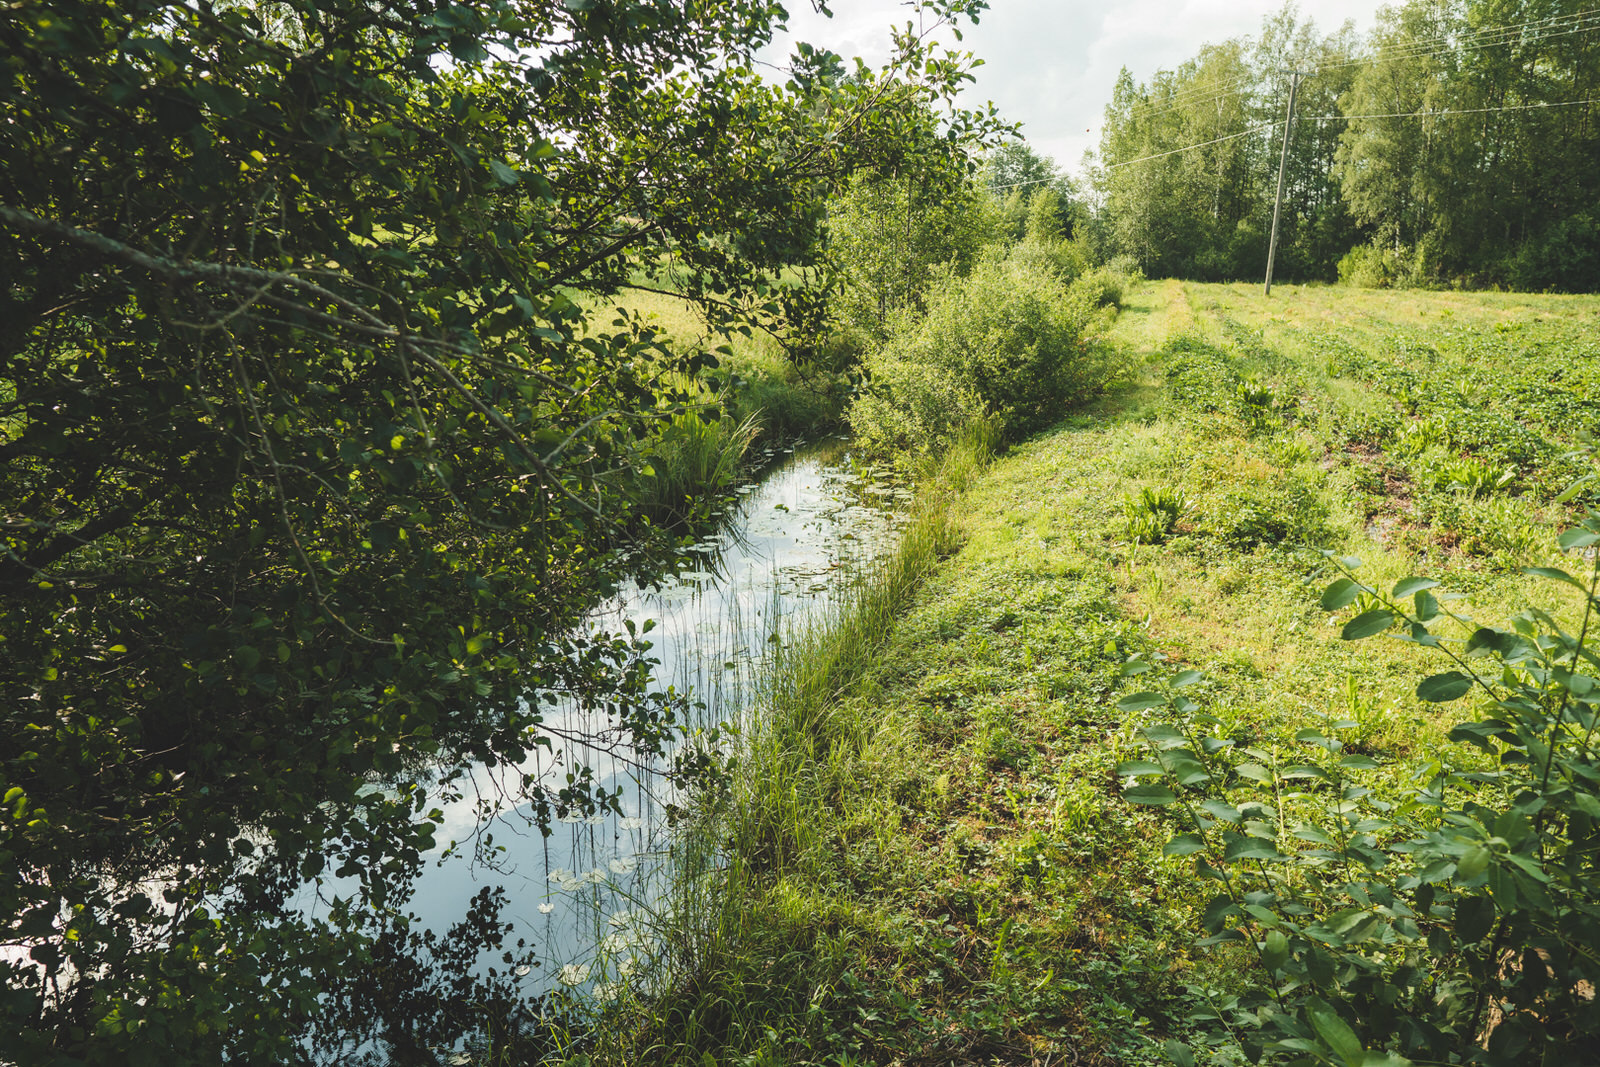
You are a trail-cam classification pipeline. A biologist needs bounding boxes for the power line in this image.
[1308,7,1600,76]
[1100,7,1600,131]
[1099,122,1279,171]
[1082,96,1598,176]
[1305,96,1600,123]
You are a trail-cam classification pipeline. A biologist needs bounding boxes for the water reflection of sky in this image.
[300,440,906,1017]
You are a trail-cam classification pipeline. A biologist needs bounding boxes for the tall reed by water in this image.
[640,401,762,527]
[590,429,995,1064]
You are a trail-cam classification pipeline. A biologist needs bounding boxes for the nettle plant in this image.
[1119,517,1600,1066]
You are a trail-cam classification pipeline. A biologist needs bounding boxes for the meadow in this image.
[597,281,1600,1065]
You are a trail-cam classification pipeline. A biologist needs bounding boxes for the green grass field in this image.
[599,281,1600,1066]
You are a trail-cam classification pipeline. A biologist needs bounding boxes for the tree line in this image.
[1089,0,1600,290]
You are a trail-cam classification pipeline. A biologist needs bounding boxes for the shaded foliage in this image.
[0,0,1005,1059]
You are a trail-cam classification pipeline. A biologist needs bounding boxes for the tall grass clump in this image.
[848,256,1115,456]
[638,390,761,525]
[594,433,993,1065]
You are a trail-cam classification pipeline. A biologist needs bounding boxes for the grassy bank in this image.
[594,281,1600,1065]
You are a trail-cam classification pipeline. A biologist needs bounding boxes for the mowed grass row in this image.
[597,281,1600,1066]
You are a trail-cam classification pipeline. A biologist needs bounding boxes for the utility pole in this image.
[1264,70,1302,297]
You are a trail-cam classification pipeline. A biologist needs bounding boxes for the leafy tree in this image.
[1092,9,1359,283]
[978,141,1079,240]
[1336,0,1462,276]
[0,0,1001,1059]
[827,168,991,341]
[1252,8,1363,280]
[1336,0,1600,288]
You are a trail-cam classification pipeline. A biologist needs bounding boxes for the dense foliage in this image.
[1091,1,1600,289]
[1124,539,1600,1066]
[847,254,1120,455]
[0,0,1005,1059]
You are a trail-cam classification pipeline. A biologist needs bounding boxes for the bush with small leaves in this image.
[1119,496,1600,1065]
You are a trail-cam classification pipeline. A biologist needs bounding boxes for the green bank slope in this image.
[609,280,1600,1066]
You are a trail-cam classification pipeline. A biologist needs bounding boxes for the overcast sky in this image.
[761,1,1391,179]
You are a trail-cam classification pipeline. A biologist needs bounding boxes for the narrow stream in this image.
[302,439,907,1023]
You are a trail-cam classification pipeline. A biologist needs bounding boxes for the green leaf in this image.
[1200,799,1241,823]
[1307,998,1364,1067]
[1117,691,1166,712]
[1261,929,1289,971]
[1417,671,1473,702]
[1292,824,1335,845]
[1114,760,1164,778]
[1141,724,1188,748]
[1559,528,1600,550]
[1125,783,1177,806]
[1320,577,1361,611]
[1295,728,1335,750]
[1202,894,1241,931]
[1522,566,1584,589]
[1163,1040,1195,1067]
[1171,669,1202,688]
[1391,576,1437,599]
[1163,833,1206,857]
[1341,609,1395,640]
[1223,837,1284,861]
[1456,845,1492,881]
[1455,895,1495,942]
[1554,476,1594,504]
[489,158,519,185]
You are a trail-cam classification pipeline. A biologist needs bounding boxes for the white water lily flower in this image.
[606,910,632,928]
[546,867,571,883]
[585,814,606,825]
[514,964,532,977]
[608,856,636,874]
[448,1054,472,1066]
[599,933,628,953]
[558,875,584,892]
[617,816,645,829]
[585,867,608,885]
[557,963,590,986]
[617,957,638,977]
[537,903,555,915]
[592,981,619,1001]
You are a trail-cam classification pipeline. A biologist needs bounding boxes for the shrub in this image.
[1124,486,1189,545]
[1506,211,1600,293]
[640,408,760,523]
[1337,241,1417,289]
[1071,256,1143,311]
[846,357,990,457]
[848,256,1112,453]
[1007,233,1089,285]
[1203,474,1329,548]
[1120,521,1600,1066]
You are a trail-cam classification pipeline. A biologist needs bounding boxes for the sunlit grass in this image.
[584,279,1600,1064]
